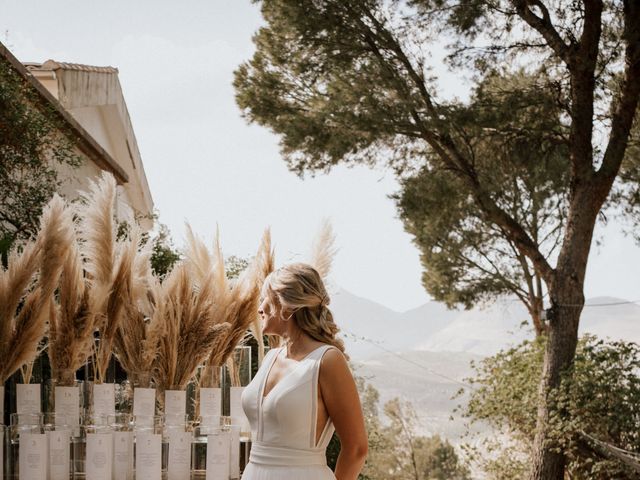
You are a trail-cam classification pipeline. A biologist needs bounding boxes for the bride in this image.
[241,263,368,479]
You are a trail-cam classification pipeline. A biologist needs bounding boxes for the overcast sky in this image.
[2,0,640,312]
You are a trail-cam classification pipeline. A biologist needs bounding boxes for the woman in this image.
[241,263,368,480]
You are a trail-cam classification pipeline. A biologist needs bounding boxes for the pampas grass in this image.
[76,172,121,383]
[187,225,238,387]
[112,235,160,388]
[48,205,98,386]
[0,195,72,383]
[309,218,337,281]
[209,228,274,369]
[93,229,140,382]
[152,262,232,392]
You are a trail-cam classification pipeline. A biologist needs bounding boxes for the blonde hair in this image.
[261,262,348,360]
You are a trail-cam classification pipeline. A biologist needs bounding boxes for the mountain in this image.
[332,289,640,359]
[331,288,457,360]
[331,289,640,443]
[352,350,483,440]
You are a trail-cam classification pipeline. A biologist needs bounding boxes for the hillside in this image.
[331,289,640,442]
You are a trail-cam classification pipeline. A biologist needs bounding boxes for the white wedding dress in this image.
[241,344,337,479]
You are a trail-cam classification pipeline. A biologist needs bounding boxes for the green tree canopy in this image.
[462,335,640,479]
[352,376,470,480]
[394,70,569,335]
[0,52,79,257]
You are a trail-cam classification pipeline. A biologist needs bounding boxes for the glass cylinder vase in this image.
[9,413,44,480]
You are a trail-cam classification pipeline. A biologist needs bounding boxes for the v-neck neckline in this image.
[260,345,326,406]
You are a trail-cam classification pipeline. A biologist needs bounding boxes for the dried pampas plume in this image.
[211,228,274,369]
[153,262,232,392]
[76,172,120,383]
[94,227,141,382]
[0,195,72,383]
[113,239,162,388]
[309,218,337,281]
[48,200,99,386]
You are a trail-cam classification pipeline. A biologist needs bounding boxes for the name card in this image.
[167,431,191,480]
[54,386,80,429]
[164,390,186,425]
[133,388,155,426]
[86,433,113,480]
[17,384,41,414]
[92,383,115,415]
[135,433,161,478]
[206,432,231,480]
[113,431,134,480]
[19,433,47,480]
[47,430,71,480]
[200,388,222,419]
[229,425,240,479]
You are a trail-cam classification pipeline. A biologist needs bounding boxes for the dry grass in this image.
[48,206,98,385]
[310,218,337,281]
[209,228,275,369]
[0,196,73,383]
[112,236,160,387]
[152,261,232,392]
[94,229,140,382]
[75,172,123,383]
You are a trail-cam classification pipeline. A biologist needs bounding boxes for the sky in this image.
[2,0,640,312]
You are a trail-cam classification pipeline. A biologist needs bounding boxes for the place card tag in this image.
[229,425,240,479]
[133,388,155,426]
[17,384,41,414]
[167,431,191,480]
[54,386,80,428]
[113,431,134,480]
[135,433,161,478]
[86,433,113,480]
[47,430,71,480]
[206,432,230,480]
[164,390,186,425]
[93,383,115,415]
[19,433,47,480]
[200,388,222,419]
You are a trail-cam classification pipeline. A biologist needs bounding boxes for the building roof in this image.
[41,60,119,74]
[0,41,128,183]
[26,58,155,218]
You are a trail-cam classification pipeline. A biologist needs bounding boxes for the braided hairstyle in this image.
[261,262,348,360]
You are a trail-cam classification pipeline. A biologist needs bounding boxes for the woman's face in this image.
[258,296,290,336]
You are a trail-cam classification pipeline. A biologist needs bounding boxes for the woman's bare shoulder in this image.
[319,346,350,375]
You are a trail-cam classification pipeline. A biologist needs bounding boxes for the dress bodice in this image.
[241,344,336,464]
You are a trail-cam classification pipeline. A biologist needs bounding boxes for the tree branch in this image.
[597,0,640,184]
[512,0,574,64]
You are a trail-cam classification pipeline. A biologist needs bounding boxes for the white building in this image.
[1,41,154,230]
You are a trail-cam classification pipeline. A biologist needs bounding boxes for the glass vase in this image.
[9,413,44,479]
[191,416,230,479]
[42,413,73,480]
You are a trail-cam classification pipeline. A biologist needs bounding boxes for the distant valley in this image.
[330,288,640,441]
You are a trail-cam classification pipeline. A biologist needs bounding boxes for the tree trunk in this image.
[528,187,603,480]
[529,294,582,480]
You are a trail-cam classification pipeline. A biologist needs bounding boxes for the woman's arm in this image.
[319,349,368,480]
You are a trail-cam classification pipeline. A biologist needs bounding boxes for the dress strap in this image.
[309,345,336,448]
